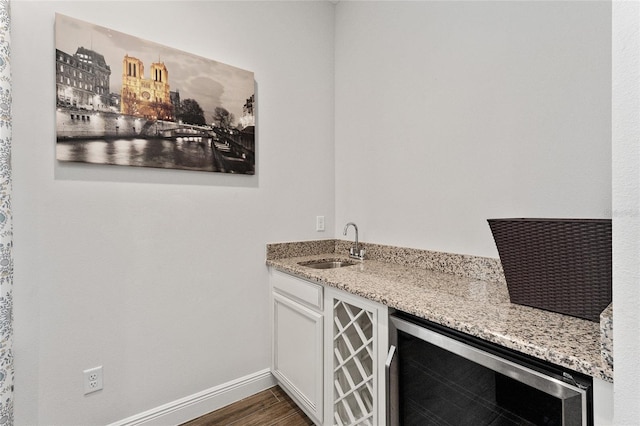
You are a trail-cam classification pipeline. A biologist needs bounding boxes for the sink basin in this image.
[298,259,356,269]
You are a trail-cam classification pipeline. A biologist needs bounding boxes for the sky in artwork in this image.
[55,13,255,124]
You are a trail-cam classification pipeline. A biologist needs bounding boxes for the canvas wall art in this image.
[55,13,255,175]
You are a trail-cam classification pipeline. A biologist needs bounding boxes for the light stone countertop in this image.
[266,240,613,383]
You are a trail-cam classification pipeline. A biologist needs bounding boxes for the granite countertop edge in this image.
[266,247,613,383]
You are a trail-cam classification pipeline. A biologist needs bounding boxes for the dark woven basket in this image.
[488,218,612,322]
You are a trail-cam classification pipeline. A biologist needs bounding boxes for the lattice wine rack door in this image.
[331,298,376,426]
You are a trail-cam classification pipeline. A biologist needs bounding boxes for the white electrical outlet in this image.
[83,366,103,395]
[316,216,325,232]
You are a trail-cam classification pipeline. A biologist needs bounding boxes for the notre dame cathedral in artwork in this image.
[120,55,173,121]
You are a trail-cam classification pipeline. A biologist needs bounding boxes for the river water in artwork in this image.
[56,137,251,173]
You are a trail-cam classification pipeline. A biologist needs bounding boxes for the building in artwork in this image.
[237,93,255,154]
[121,55,173,121]
[55,47,112,111]
[238,94,255,129]
[170,90,181,121]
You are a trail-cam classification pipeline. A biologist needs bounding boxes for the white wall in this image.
[612,1,640,423]
[12,1,335,424]
[334,1,612,258]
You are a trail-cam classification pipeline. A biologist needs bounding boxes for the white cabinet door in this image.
[272,291,324,424]
[325,288,388,426]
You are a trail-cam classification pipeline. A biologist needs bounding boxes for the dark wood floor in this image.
[180,385,314,426]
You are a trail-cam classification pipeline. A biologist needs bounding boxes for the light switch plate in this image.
[316,216,325,232]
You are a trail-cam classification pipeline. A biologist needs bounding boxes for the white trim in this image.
[108,369,276,426]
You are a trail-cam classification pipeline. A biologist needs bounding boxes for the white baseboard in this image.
[108,369,276,426]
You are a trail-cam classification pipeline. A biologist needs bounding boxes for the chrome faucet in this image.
[343,222,365,260]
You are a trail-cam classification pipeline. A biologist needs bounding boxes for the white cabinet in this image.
[271,270,324,424]
[593,377,613,425]
[270,270,388,426]
[325,288,388,426]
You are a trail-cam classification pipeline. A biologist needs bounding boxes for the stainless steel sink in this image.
[298,259,356,269]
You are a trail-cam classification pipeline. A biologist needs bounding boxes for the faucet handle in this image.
[349,247,366,260]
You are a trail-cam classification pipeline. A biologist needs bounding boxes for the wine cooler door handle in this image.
[385,345,399,426]
[385,345,396,368]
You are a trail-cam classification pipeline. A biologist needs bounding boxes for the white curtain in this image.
[0,0,12,423]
